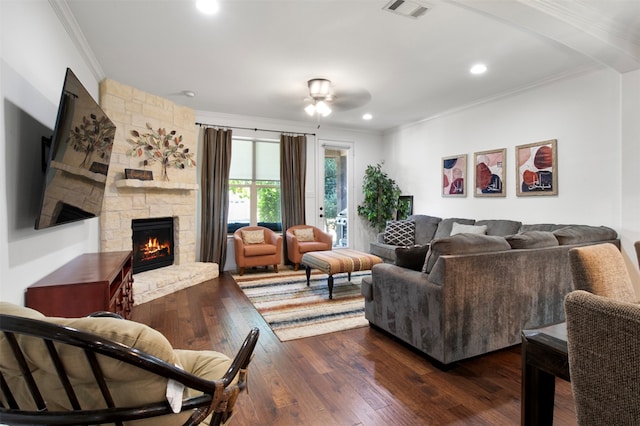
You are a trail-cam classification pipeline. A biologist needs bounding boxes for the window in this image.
[228,139,281,233]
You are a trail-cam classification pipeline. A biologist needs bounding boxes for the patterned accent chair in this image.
[568,243,637,302]
[233,226,282,276]
[564,290,640,425]
[286,225,333,271]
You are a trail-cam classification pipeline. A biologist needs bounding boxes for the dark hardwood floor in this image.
[131,273,577,425]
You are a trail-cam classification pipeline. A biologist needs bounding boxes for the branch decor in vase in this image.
[127,123,196,181]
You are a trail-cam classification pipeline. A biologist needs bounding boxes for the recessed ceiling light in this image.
[362,113,373,120]
[470,64,487,75]
[196,0,219,14]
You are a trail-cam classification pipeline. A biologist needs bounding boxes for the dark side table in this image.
[521,322,570,426]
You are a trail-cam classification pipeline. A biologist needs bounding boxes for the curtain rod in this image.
[195,122,316,137]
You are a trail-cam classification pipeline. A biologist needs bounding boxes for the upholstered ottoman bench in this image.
[301,249,383,299]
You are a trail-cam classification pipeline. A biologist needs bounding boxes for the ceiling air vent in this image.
[383,0,430,19]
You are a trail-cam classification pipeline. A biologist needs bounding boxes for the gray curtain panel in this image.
[280,134,307,264]
[200,127,232,272]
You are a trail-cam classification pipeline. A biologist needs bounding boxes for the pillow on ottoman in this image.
[395,244,430,271]
[383,220,416,246]
[506,231,559,249]
[423,233,511,274]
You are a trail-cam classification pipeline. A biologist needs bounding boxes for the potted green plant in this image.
[357,163,402,232]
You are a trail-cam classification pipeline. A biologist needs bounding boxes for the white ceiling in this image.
[61,0,640,132]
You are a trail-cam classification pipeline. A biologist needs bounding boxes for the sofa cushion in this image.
[506,231,559,249]
[395,244,430,271]
[423,233,512,274]
[408,214,442,244]
[369,242,398,263]
[475,219,523,236]
[450,222,487,236]
[244,243,276,256]
[433,218,475,239]
[520,223,570,232]
[293,227,315,242]
[241,229,264,244]
[553,225,618,245]
[383,220,416,246]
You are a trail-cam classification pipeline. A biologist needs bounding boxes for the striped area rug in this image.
[232,268,370,341]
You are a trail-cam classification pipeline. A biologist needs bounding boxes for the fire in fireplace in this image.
[131,217,174,274]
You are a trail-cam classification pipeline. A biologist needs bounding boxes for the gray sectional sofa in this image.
[362,215,619,366]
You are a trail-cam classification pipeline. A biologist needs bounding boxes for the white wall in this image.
[620,69,640,287]
[382,66,640,291]
[194,111,384,271]
[1,1,101,304]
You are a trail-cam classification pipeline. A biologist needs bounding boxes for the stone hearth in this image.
[99,79,218,304]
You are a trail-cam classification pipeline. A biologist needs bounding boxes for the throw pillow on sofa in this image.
[450,222,487,236]
[433,217,475,239]
[423,233,512,274]
[395,244,430,271]
[383,220,416,246]
[506,231,559,249]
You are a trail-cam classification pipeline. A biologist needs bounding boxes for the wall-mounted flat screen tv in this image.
[35,68,115,230]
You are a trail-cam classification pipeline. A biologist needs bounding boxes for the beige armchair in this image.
[568,242,637,302]
[286,225,333,270]
[0,302,259,426]
[564,290,640,425]
[233,226,282,275]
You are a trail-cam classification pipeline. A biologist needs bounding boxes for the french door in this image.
[318,141,353,248]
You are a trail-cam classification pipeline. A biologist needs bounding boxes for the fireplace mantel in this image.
[115,179,198,191]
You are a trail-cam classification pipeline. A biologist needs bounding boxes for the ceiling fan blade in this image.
[331,88,372,111]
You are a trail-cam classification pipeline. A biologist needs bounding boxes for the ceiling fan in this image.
[302,78,371,118]
[305,78,334,117]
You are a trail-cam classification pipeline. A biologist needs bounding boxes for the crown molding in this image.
[49,0,105,82]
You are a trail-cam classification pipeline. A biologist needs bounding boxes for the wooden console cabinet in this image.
[26,251,134,319]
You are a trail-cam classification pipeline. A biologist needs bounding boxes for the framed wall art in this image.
[474,148,506,197]
[442,154,467,197]
[516,139,557,196]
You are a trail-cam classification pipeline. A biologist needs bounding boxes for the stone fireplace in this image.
[98,79,218,304]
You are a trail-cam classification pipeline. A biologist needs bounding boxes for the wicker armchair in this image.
[0,302,258,426]
[564,290,640,425]
[568,242,637,302]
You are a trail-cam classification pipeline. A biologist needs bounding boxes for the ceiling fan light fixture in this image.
[308,78,331,98]
[315,100,332,117]
[305,103,316,116]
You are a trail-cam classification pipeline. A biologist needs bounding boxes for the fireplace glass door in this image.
[131,217,174,274]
